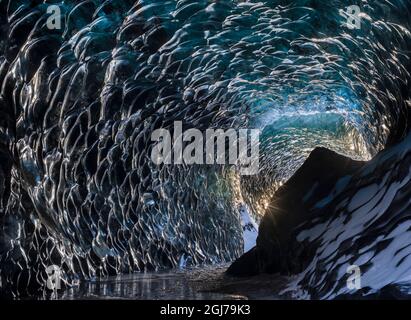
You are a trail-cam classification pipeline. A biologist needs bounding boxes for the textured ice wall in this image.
[0,0,410,297]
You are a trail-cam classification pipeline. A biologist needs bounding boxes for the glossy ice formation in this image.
[0,0,410,297]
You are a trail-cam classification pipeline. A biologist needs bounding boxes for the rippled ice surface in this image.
[1,0,411,298]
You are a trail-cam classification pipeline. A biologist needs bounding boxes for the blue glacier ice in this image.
[0,0,410,298]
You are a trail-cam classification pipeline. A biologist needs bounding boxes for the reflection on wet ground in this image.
[55,265,291,300]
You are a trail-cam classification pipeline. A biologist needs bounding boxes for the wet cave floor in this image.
[52,265,293,300]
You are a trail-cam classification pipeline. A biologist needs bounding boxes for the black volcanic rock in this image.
[227,147,365,276]
[230,133,411,298]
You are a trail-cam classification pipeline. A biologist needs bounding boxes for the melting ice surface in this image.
[57,266,243,300]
